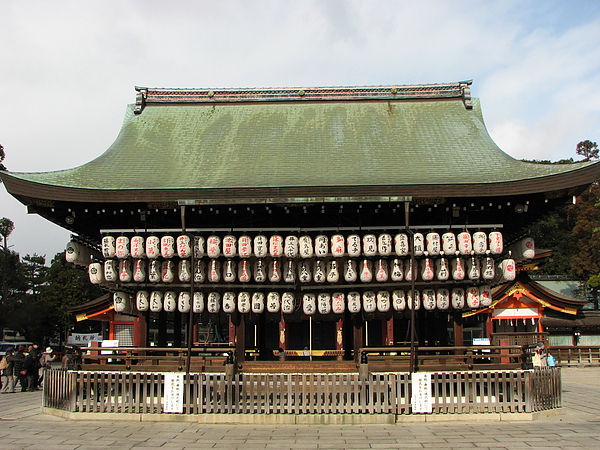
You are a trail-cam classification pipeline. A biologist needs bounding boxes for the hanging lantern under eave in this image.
[390,259,404,282]
[119,259,132,282]
[375,259,389,282]
[378,233,393,256]
[472,231,487,254]
[420,258,435,281]
[317,293,331,315]
[441,232,456,255]
[133,259,146,282]
[457,231,472,255]
[330,234,345,258]
[254,259,267,282]
[148,260,161,283]
[392,290,406,311]
[136,290,149,312]
[327,260,340,283]
[207,235,221,258]
[238,291,251,314]
[488,231,503,255]
[178,291,191,313]
[412,232,424,256]
[343,259,358,282]
[482,257,495,280]
[102,236,116,258]
[223,259,236,282]
[362,291,377,313]
[130,236,146,259]
[281,292,295,314]
[376,291,391,313]
[104,259,117,282]
[422,289,436,311]
[362,234,377,257]
[302,293,316,315]
[479,285,492,307]
[267,292,281,314]
[436,258,450,281]
[146,236,160,259]
[207,292,221,314]
[222,291,236,314]
[176,235,191,258]
[425,232,441,256]
[193,292,204,313]
[360,259,373,283]
[332,292,345,314]
[238,260,251,283]
[299,235,314,259]
[208,259,221,283]
[466,286,480,309]
[253,235,268,258]
[347,291,361,313]
[161,260,175,283]
[407,290,421,310]
[394,233,409,256]
[269,235,283,258]
[436,288,450,310]
[193,236,206,258]
[150,291,163,312]
[113,291,131,313]
[284,235,298,259]
[252,292,265,314]
[451,257,465,280]
[178,260,192,282]
[115,236,130,259]
[88,262,104,284]
[222,235,237,258]
[269,258,281,282]
[298,260,312,283]
[238,235,252,258]
[164,291,177,312]
[160,235,175,259]
[451,288,465,309]
[314,234,329,258]
[347,234,361,257]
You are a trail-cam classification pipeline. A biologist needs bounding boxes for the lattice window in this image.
[114,324,134,346]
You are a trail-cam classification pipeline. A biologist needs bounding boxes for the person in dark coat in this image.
[26,345,41,390]
[0,350,16,393]
[10,346,28,392]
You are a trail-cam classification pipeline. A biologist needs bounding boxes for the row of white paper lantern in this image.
[101,230,506,261]
[114,286,492,315]
[93,256,515,285]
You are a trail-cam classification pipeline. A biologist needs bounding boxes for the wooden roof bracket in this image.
[134,87,148,114]
[460,80,473,109]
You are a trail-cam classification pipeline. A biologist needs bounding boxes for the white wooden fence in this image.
[43,367,560,415]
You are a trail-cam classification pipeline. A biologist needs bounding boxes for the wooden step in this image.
[240,361,358,374]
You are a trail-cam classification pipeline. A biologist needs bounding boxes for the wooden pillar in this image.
[133,315,147,347]
[382,317,394,346]
[485,315,494,340]
[335,319,344,361]
[235,317,246,365]
[228,316,236,346]
[353,317,364,363]
[453,311,464,347]
[279,314,288,361]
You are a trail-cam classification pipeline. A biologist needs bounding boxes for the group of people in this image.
[0,345,57,393]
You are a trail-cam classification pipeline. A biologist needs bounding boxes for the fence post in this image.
[523,370,532,413]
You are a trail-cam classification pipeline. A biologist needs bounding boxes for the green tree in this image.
[576,140,599,161]
[0,144,6,171]
[0,218,25,336]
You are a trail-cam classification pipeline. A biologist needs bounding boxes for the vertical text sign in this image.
[411,372,433,413]
[164,372,184,413]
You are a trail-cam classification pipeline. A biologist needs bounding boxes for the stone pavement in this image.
[1,368,600,449]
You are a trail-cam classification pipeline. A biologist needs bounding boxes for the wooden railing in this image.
[551,346,600,367]
[43,367,560,415]
[360,346,524,371]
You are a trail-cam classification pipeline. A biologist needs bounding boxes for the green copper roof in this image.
[2,83,598,199]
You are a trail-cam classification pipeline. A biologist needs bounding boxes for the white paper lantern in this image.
[238,235,252,258]
[344,259,358,282]
[222,291,236,314]
[314,235,329,258]
[178,260,192,282]
[146,236,160,259]
[252,292,265,314]
[267,292,281,313]
[161,260,175,283]
[488,231,503,255]
[467,257,481,280]
[451,258,465,280]
[413,233,424,256]
[102,236,116,258]
[422,289,436,310]
[362,234,377,257]
[425,232,441,255]
[482,257,495,280]
[298,260,312,283]
[327,260,340,283]
[472,231,487,254]
[375,259,389,282]
[299,235,314,258]
[177,235,191,258]
[178,291,191,313]
[378,233,393,256]
[253,259,267,282]
[148,260,161,283]
[407,290,420,310]
[223,259,236,282]
[119,259,132,282]
[136,290,149,312]
[404,259,415,281]
[302,293,316,315]
[238,260,251,282]
[318,293,331,315]
[451,288,465,309]
[500,259,516,282]
[281,292,295,314]
[104,259,117,282]
[88,262,104,284]
[193,292,204,313]
[133,259,146,283]
[150,291,163,312]
[253,235,268,258]
[347,291,361,313]
[360,259,373,283]
[208,260,221,283]
[207,292,221,313]
[420,258,435,281]
[466,287,480,309]
[391,259,404,282]
[441,232,456,255]
[164,291,177,312]
[207,235,221,258]
[362,291,377,313]
[392,290,406,311]
[160,235,175,259]
[269,258,281,282]
[128,236,144,259]
[332,292,345,314]
[313,259,326,283]
[115,236,130,259]
[479,285,492,307]
[284,235,298,258]
[436,288,450,310]
[113,291,130,313]
[330,234,345,258]
[194,260,206,283]
[193,236,206,258]
[377,291,391,313]
[269,235,283,258]
[347,234,361,257]
[222,235,237,258]
[283,259,296,283]
[238,292,251,314]
[457,231,472,255]
[436,258,450,281]
[394,233,409,256]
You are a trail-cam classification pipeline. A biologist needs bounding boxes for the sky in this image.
[1,0,600,263]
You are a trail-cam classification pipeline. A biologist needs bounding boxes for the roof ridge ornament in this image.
[132,81,475,114]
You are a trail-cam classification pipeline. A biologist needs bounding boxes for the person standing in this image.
[11,346,27,392]
[0,350,16,393]
[39,347,57,387]
[26,345,41,390]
